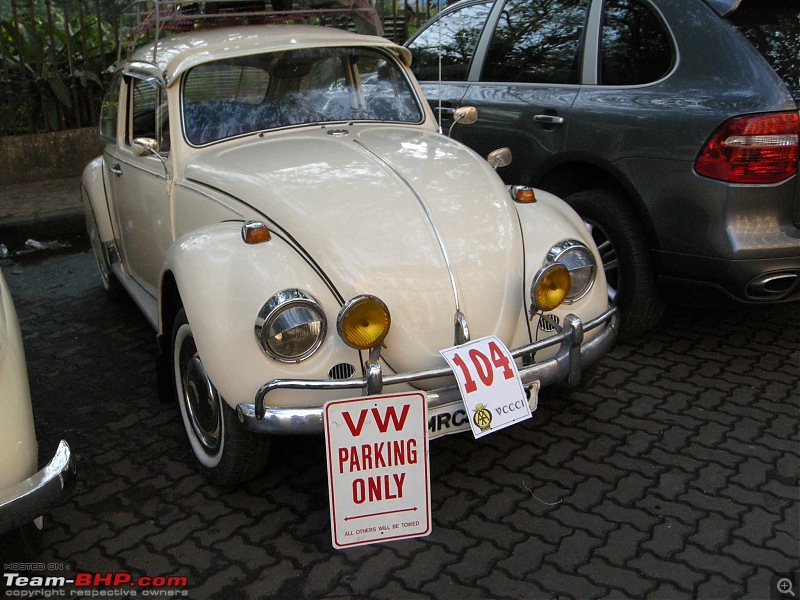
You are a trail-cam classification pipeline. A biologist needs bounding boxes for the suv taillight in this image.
[695,112,799,184]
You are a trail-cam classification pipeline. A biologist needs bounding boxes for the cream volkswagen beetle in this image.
[83,20,618,485]
[0,269,76,558]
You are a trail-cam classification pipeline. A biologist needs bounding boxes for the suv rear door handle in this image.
[109,163,123,176]
[533,114,565,125]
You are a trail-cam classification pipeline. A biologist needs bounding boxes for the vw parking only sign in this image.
[324,391,432,549]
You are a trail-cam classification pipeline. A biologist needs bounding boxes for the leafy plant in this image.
[0,0,116,134]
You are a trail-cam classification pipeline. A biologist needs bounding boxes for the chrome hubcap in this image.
[180,340,221,454]
[585,219,618,303]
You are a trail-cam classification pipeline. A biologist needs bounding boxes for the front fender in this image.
[0,272,37,491]
[81,156,114,243]
[516,189,611,349]
[161,222,361,410]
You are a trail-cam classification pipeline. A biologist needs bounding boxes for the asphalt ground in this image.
[0,245,798,600]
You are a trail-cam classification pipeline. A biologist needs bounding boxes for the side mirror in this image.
[453,106,478,126]
[132,137,160,157]
[487,147,512,170]
[132,137,171,180]
[447,106,478,137]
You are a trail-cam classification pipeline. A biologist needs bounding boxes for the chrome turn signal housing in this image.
[337,295,391,350]
[531,263,571,312]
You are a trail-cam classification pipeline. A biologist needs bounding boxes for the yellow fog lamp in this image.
[337,295,391,350]
[531,263,571,312]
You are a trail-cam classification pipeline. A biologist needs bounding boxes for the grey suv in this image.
[406,0,799,336]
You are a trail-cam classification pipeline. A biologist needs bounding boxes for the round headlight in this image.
[337,295,391,350]
[547,240,597,302]
[531,263,571,312]
[255,290,326,363]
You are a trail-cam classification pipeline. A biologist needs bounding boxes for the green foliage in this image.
[0,0,117,134]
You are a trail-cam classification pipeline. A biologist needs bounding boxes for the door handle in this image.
[533,114,565,125]
[109,163,123,176]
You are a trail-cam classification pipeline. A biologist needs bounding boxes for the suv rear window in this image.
[729,0,800,100]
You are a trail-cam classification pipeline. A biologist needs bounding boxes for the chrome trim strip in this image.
[0,440,77,532]
[176,181,245,217]
[353,139,462,312]
[239,307,618,432]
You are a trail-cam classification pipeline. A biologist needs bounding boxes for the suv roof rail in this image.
[117,0,384,62]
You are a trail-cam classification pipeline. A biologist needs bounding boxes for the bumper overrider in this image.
[0,440,77,533]
[237,307,618,435]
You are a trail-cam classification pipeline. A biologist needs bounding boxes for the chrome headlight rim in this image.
[255,289,327,363]
[547,239,597,304]
[336,294,391,351]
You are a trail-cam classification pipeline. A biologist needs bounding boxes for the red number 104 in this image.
[451,341,514,393]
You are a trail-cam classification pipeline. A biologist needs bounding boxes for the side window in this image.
[407,1,493,82]
[600,0,673,86]
[482,0,589,84]
[127,76,170,153]
[100,73,122,142]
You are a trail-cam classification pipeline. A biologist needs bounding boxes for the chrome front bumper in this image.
[237,307,618,435]
[0,440,77,533]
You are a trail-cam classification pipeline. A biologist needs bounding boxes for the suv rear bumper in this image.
[657,250,800,303]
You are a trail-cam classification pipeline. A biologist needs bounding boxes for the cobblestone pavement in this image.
[2,250,798,600]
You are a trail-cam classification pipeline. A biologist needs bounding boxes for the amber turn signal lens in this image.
[531,263,571,312]
[242,221,271,244]
[512,185,537,203]
[337,295,391,350]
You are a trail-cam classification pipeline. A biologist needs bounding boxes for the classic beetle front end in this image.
[82,18,617,485]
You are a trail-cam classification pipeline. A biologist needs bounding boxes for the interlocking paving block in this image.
[1,251,797,600]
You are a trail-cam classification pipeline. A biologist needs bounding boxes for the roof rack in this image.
[118,0,385,62]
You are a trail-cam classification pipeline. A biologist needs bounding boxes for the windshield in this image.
[182,46,423,145]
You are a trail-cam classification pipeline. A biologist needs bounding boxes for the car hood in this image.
[184,126,525,376]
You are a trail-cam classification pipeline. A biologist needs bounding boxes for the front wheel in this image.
[565,190,666,338]
[172,308,270,485]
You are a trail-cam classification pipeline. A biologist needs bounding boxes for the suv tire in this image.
[566,189,665,338]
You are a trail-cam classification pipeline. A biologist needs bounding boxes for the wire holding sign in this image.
[324,391,432,549]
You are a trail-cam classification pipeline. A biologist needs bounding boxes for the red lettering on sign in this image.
[489,340,515,380]
[372,404,410,433]
[450,341,516,394]
[451,353,477,393]
[342,409,369,436]
[469,348,493,386]
[351,473,407,504]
